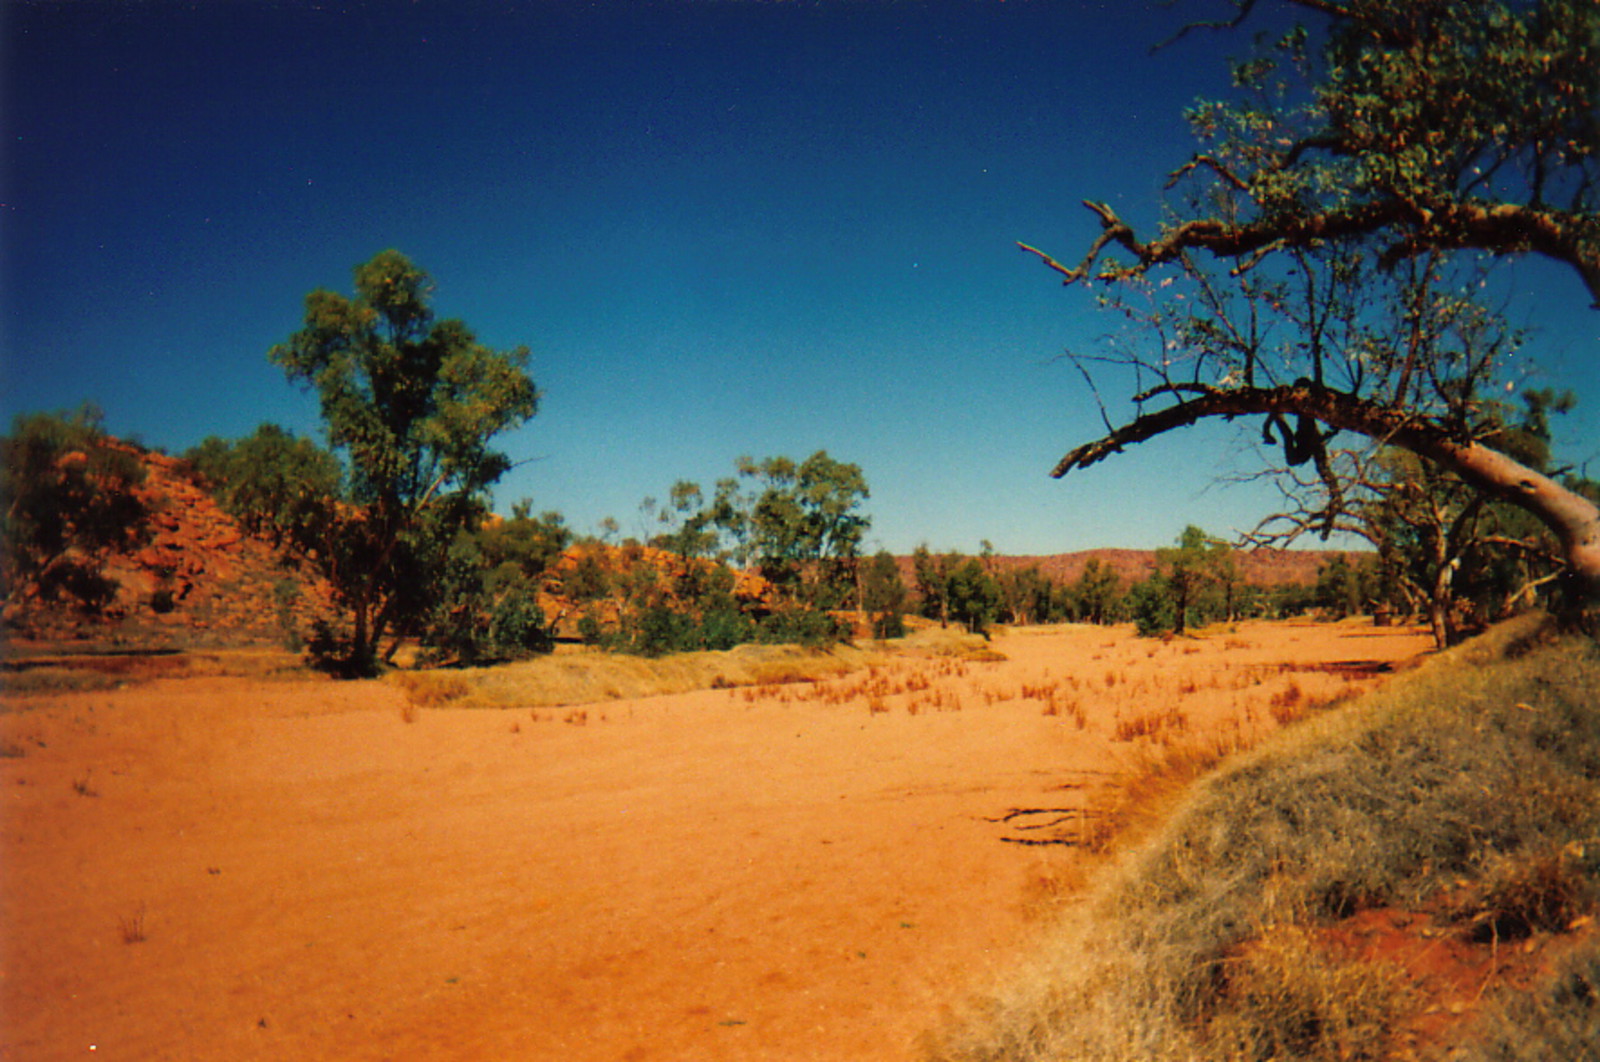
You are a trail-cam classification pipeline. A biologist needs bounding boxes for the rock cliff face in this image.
[535,542,777,640]
[7,443,335,648]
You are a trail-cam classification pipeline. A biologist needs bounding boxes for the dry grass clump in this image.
[391,670,473,708]
[1111,705,1188,743]
[925,613,1600,1062]
[1206,925,1412,1061]
[1449,933,1600,1060]
[118,903,148,945]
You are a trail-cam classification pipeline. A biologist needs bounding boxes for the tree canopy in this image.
[1028,0,1599,301]
[187,423,341,549]
[269,250,538,673]
[1023,0,1600,618]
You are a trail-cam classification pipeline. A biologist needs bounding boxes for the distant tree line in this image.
[3,397,1581,657]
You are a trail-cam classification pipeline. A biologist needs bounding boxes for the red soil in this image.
[0,620,1432,1061]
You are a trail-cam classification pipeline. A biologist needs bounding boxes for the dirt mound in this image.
[5,443,333,649]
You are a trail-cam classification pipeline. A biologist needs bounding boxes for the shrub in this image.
[2,406,151,613]
[758,605,847,648]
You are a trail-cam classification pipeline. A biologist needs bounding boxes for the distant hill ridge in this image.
[979,547,1349,587]
[889,547,1349,592]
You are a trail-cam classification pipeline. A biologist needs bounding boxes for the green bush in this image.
[758,606,846,648]
[2,406,151,613]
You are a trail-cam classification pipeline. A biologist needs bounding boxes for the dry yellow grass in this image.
[414,625,1001,710]
[924,613,1600,1062]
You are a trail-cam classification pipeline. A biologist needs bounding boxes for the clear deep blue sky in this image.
[3,0,1596,554]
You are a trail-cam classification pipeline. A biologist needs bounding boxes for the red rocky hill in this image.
[994,547,1347,587]
[3,443,335,649]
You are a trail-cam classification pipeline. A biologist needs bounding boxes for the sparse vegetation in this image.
[118,903,147,944]
[925,613,1600,1061]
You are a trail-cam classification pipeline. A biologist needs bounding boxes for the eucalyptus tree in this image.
[734,451,870,607]
[1022,0,1600,617]
[269,250,538,674]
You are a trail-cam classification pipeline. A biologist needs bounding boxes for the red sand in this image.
[1,620,1432,1061]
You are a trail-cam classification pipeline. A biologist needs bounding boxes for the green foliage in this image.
[912,547,1002,636]
[945,556,1002,636]
[1,405,151,612]
[1360,390,1583,645]
[862,550,908,639]
[421,529,554,666]
[912,546,951,627]
[430,503,570,663]
[645,480,719,561]
[564,549,612,602]
[613,451,872,654]
[602,568,767,657]
[185,423,340,549]
[698,594,758,651]
[1177,0,1598,280]
[267,250,538,675]
[1136,526,1235,635]
[1070,558,1122,625]
[732,451,870,607]
[476,501,571,581]
[1313,553,1380,619]
[1126,576,1177,637]
[755,604,847,649]
[996,565,1065,626]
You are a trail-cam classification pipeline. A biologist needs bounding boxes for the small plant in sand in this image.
[118,903,147,944]
[1111,705,1188,743]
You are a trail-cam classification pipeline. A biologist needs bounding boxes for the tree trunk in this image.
[1429,558,1456,650]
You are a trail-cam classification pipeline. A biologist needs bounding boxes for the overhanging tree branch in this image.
[1026,199,1600,304]
[1051,382,1600,603]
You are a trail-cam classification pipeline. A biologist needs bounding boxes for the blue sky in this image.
[3,0,1596,554]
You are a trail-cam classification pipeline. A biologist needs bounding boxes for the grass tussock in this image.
[1450,932,1600,1060]
[391,670,474,708]
[925,612,1600,1062]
